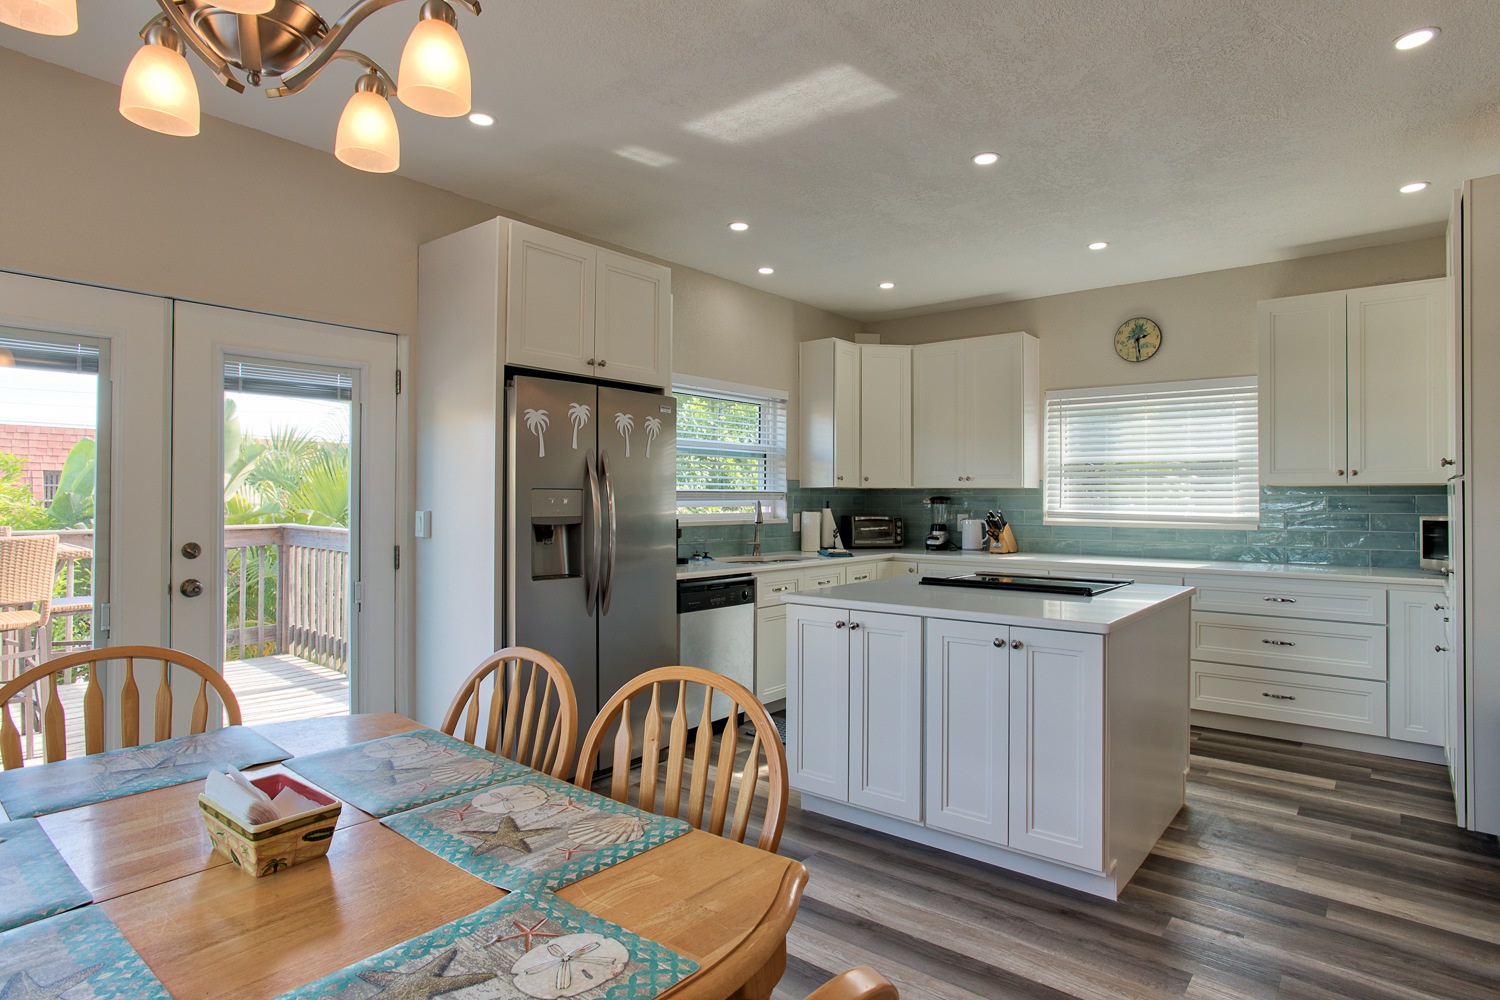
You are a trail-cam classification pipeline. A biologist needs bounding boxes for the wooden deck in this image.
[12,653,348,766]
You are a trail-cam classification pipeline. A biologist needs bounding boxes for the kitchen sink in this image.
[716,555,809,564]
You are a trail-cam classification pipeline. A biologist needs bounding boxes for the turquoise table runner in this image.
[284,729,529,817]
[275,891,698,1000]
[0,818,93,932]
[0,726,289,820]
[383,771,692,891]
[0,906,171,999]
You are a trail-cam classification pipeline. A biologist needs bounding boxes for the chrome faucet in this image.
[751,501,763,556]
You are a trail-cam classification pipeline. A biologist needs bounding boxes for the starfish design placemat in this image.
[382,772,692,891]
[0,905,171,999]
[0,726,290,820]
[283,729,529,818]
[0,818,93,933]
[274,891,698,1000]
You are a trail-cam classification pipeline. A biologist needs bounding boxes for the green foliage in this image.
[0,453,53,529]
[45,438,95,528]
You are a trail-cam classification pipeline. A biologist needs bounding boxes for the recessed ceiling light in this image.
[468,112,494,127]
[972,152,999,166]
[879,282,895,290]
[1088,241,1109,250]
[728,221,749,232]
[1399,181,1430,194]
[1394,27,1439,50]
[758,267,775,275]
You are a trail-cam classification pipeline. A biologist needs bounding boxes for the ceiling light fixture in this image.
[1399,181,1430,194]
[972,151,999,166]
[758,267,774,275]
[728,221,749,232]
[468,111,494,126]
[1088,241,1109,250]
[1394,27,1439,50]
[4,0,479,173]
[879,282,895,290]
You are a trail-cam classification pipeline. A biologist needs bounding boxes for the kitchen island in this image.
[783,575,1193,899]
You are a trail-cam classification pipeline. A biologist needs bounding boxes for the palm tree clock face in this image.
[1114,317,1162,362]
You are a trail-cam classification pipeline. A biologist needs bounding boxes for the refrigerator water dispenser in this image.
[530,489,582,580]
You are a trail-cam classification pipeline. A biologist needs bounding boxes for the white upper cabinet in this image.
[1259,279,1449,486]
[505,221,671,389]
[801,340,912,488]
[913,332,1040,488]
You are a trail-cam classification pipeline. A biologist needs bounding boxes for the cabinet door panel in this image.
[848,611,924,821]
[756,605,788,703]
[1347,280,1448,484]
[595,249,670,389]
[1008,627,1104,869]
[924,620,1009,844]
[833,340,861,487]
[786,607,850,800]
[966,334,1036,487]
[912,341,965,485]
[505,222,595,377]
[1388,588,1448,746]
[1258,292,1347,485]
[859,345,912,487]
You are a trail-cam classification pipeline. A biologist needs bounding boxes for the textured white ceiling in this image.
[5,1,1499,320]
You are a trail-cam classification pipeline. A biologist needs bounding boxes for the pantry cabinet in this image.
[1258,278,1449,485]
[800,340,911,488]
[505,221,671,389]
[912,332,1040,488]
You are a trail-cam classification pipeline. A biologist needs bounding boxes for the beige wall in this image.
[864,238,1447,391]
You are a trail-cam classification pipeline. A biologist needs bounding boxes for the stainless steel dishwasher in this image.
[676,574,756,722]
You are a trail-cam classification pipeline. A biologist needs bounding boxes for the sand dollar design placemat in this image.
[0,905,171,999]
[0,818,93,932]
[382,771,692,891]
[274,891,698,1000]
[0,726,290,820]
[283,729,529,817]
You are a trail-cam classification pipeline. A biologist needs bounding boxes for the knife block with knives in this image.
[986,510,1019,553]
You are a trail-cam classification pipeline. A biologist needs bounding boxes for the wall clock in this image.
[1114,317,1162,362]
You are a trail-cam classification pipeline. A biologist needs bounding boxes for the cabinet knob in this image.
[597,359,607,367]
[586,358,596,366]
[864,476,869,482]
[837,476,844,481]
[1435,603,1447,611]
[1441,457,1456,467]
[1010,639,1022,649]
[1350,469,1358,476]
[1436,644,1449,653]
[848,622,861,630]
[993,637,1004,647]
[1336,469,1345,476]
[835,620,846,629]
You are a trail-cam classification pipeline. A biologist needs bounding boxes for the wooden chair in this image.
[575,665,788,852]
[440,646,578,779]
[0,645,243,770]
[807,967,899,1000]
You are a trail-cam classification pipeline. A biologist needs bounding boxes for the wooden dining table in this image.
[33,713,809,999]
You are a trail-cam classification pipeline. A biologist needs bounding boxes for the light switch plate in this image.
[414,510,431,538]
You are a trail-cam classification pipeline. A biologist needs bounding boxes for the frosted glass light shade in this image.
[119,42,200,137]
[397,17,471,117]
[213,0,275,12]
[336,90,400,173]
[0,0,77,35]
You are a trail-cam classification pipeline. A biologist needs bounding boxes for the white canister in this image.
[800,511,821,552]
[959,519,987,550]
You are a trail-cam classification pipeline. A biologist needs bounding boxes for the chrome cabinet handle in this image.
[1336,469,1345,476]
[597,359,607,367]
[586,358,596,366]
[1261,639,1296,647]
[835,620,846,629]
[1436,644,1449,653]
[1441,457,1456,467]
[1010,639,1022,649]
[1263,597,1297,603]
[848,622,861,630]
[1350,469,1359,476]
[1262,692,1296,701]
[993,638,1004,647]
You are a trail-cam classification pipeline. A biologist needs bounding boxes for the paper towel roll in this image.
[801,511,821,552]
[821,508,840,549]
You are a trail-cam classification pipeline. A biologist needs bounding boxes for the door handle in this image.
[584,449,601,617]
[179,579,203,598]
[599,451,617,614]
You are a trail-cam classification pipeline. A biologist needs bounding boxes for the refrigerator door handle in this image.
[599,450,618,614]
[584,448,602,616]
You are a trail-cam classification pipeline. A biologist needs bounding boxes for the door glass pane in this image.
[221,356,354,724]
[0,331,104,765]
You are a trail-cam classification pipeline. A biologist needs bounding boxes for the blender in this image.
[923,495,953,550]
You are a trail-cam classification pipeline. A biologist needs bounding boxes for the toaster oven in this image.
[838,515,903,548]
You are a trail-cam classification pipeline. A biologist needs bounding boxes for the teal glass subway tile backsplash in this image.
[677,483,1445,570]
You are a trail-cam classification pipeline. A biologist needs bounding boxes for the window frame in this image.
[1043,375,1260,530]
[672,375,789,525]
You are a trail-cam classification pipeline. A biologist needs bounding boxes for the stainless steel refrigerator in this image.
[504,374,677,732]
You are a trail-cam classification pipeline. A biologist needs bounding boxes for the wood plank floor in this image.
[768,728,1500,1000]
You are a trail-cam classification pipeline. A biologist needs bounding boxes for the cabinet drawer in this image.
[1191,661,1387,736]
[804,567,847,590]
[1186,576,1386,624]
[757,572,801,608]
[1191,612,1386,681]
[846,565,876,584]
[879,560,919,579]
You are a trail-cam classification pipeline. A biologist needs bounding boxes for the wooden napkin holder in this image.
[198,770,341,877]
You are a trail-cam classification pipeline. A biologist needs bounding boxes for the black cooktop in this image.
[919,573,1132,596]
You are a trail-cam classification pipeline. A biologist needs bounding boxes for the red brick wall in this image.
[0,424,93,501]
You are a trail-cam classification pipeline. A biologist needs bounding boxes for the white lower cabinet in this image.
[1388,588,1450,746]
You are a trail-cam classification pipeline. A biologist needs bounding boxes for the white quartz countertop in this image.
[674,548,1445,587]
[778,576,1194,634]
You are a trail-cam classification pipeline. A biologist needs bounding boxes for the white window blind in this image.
[673,379,788,520]
[1045,376,1259,528]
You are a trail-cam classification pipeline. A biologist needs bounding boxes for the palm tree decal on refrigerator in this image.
[614,411,635,457]
[643,415,663,458]
[524,407,550,458]
[567,402,591,450]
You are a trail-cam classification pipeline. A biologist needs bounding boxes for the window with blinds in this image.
[1044,376,1259,528]
[674,380,788,521]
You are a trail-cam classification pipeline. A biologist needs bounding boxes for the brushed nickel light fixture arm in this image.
[271,0,479,97]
